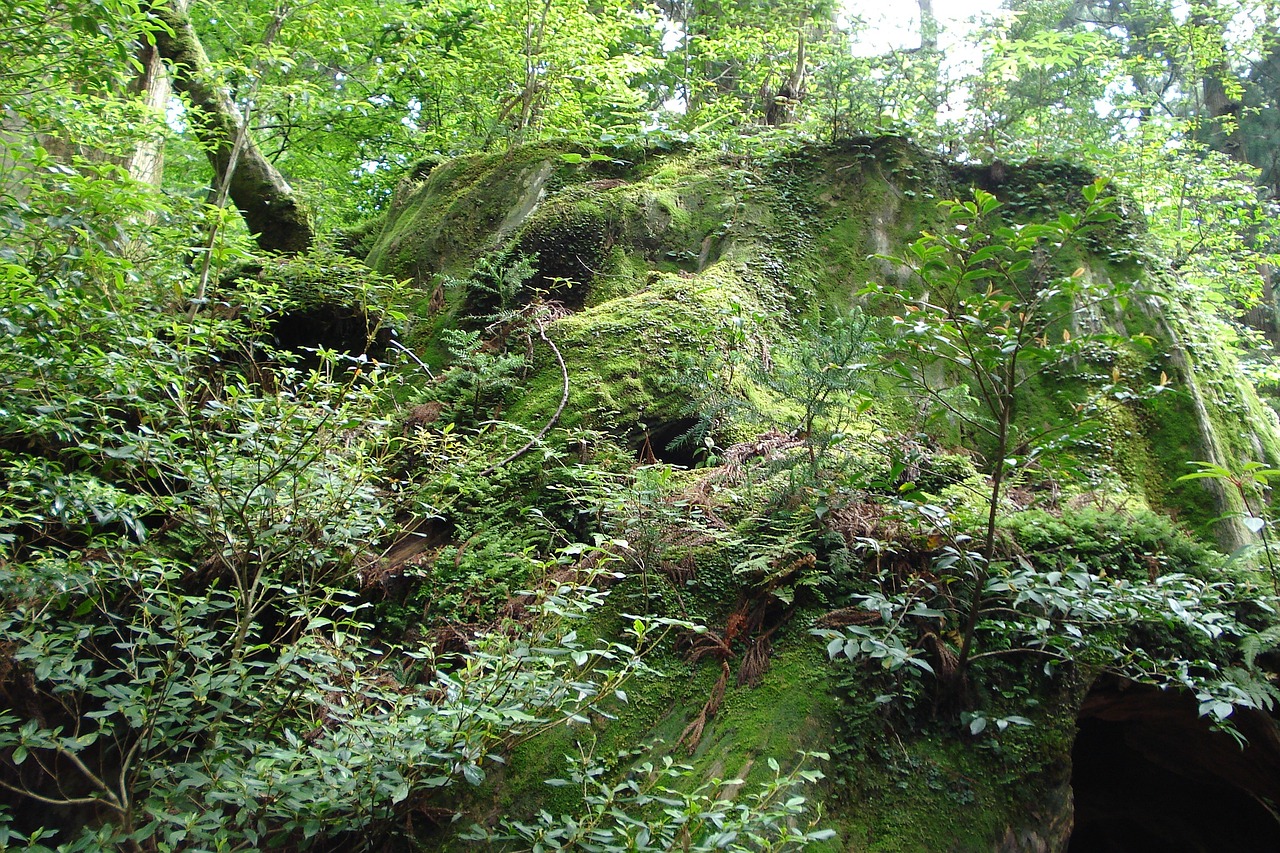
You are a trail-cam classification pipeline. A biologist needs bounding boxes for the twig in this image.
[479,312,569,477]
[389,338,434,379]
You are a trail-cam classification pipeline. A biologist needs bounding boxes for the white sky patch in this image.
[842,0,1006,56]
[166,97,188,134]
[842,0,1008,127]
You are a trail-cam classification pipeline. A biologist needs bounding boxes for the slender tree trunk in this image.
[150,0,313,254]
[1191,1,1246,164]
[913,0,942,129]
[763,29,807,126]
[918,0,938,54]
[125,42,170,189]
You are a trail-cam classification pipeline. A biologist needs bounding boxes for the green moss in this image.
[515,196,610,306]
[820,661,1087,852]
[369,137,1280,849]
[333,212,386,259]
[1002,505,1219,581]
[453,598,837,843]
[365,147,567,284]
[507,263,775,433]
[831,736,1023,851]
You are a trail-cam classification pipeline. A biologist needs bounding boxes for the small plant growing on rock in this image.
[433,327,528,424]
[675,308,880,480]
[851,180,1136,688]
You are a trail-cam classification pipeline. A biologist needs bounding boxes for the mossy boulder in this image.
[363,138,1280,546]
[360,136,1280,850]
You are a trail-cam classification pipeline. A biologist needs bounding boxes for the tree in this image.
[150,0,313,254]
[0,1,162,198]
[657,0,836,130]
[868,180,1124,679]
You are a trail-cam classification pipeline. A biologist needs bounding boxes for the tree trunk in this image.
[763,29,806,126]
[1191,1,1246,164]
[914,0,942,128]
[918,0,938,54]
[150,0,313,254]
[124,41,170,189]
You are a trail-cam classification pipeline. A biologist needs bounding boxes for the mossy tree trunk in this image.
[149,0,313,254]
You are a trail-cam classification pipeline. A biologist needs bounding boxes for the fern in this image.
[1241,624,1280,669]
[1219,666,1280,712]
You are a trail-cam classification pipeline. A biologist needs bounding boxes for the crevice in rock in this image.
[634,417,703,467]
[1069,680,1280,852]
[271,303,389,361]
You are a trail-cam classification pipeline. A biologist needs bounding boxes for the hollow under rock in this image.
[1069,679,1280,852]
[271,303,389,360]
[634,417,702,467]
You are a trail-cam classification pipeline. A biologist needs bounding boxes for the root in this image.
[679,660,729,753]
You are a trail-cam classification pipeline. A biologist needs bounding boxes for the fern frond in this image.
[1221,666,1280,712]
[1241,624,1280,669]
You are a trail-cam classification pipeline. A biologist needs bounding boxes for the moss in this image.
[820,662,1088,852]
[369,137,1280,849]
[333,212,386,259]
[830,735,1024,851]
[515,198,610,307]
[506,263,776,433]
[1002,505,1219,581]
[490,651,712,821]
[457,604,837,845]
[365,147,568,284]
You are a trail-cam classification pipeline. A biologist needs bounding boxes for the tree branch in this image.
[150,0,313,255]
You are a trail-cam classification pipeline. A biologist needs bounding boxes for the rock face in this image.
[365,137,1280,541]
[360,137,1280,849]
[995,784,1074,853]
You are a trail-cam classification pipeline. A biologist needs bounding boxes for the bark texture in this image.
[125,42,170,188]
[150,0,312,254]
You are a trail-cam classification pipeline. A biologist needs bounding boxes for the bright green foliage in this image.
[467,750,835,851]
[759,312,878,472]
[433,327,529,424]
[677,309,879,474]
[0,1,160,160]
[181,0,666,219]
[1180,460,1280,590]
[0,555,670,849]
[0,130,680,851]
[10,0,1280,846]
[866,180,1128,675]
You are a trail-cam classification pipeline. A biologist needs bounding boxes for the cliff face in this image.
[360,137,1280,849]
[366,137,1279,542]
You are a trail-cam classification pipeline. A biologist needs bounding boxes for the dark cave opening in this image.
[1069,683,1280,853]
[633,417,703,467]
[271,304,389,361]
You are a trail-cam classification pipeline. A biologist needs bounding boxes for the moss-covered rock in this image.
[362,136,1280,851]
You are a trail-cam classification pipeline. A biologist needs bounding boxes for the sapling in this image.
[865,179,1127,681]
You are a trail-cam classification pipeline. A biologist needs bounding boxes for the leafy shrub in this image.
[0,159,677,850]
[467,749,835,851]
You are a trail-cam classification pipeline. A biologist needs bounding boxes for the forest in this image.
[4,0,1280,850]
